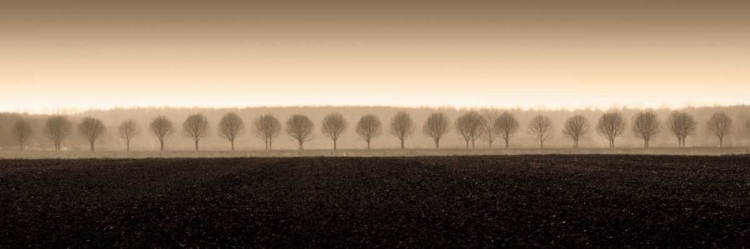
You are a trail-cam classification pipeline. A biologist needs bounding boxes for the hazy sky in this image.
[1,0,748,113]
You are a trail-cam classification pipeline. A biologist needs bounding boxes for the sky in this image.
[1,0,749,113]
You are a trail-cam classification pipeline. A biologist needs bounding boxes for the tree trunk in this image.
[540,140,544,149]
[20,141,24,152]
[299,140,304,150]
[333,140,337,150]
[195,140,199,151]
[471,140,475,149]
[231,140,235,151]
[719,137,723,148]
[126,140,130,152]
[644,139,649,149]
[269,140,273,151]
[465,141,469,149]
[435,140,440,149]
[401,140,404,149]
[367,141,371,150]
[90,141,95,152]
[505,139,509,149]
[488,141,492,149]
[160,141,164,152]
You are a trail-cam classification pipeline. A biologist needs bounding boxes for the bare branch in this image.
[423,112,450,149]
[528,115,554,149]
[596,112,627,148]
[183,114,211,151]
[286,114,314,150]
[321,113,347,150]
[150,115,175,152]
[563,115,590,148]
[356,115,382,150]
[118,120,140,152]
[45,116,73,151]
[455,111,484,149]
[706,112,732,148]
[390,111,415,149]
[253,114,282,150]
[496,112,520,148]
[218,112,245,151]
[78,117,107,152]
[666,111,697,148]
[632,111,660,148]
[12,119,33,152]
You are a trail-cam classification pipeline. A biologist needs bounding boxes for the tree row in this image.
[7,110,745,151]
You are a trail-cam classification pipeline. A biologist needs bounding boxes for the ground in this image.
[1,155,749,247]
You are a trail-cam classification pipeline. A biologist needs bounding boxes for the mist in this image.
[1,105,748,152]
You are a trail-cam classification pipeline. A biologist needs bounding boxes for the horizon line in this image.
[3,102,749,116]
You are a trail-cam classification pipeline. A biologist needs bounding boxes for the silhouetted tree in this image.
[596,112,627,148]
[423,112,450,149]
[218,112,245,151]
[455,111,484,149]
[481,110,501,148]
[150,115,175,152]
[321,113,347,150]
[632,111,660,148]
[118,120,140,152]
[183,114,210,151]
[11,119,32,152]
[390,111,415,149]
[253,114,282,150]
[562,115,590,148]
[78,117,107,152]
[707,112,732,148]
[528,115,554,149]
[356,115,382,150]
[496,112,520,148]
[666,111,697,148]
[45,116,73,151]
[286,115,314,150]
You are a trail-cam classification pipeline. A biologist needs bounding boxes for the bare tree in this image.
[321,113,348,150]
[286,114,314,150]
[596,112,627,148]
[666,111,697,148]
[528,115,554,149]
[423,112,450,149]
[253,114,282,150]
[78,117,107,152]
[356,115,382,149]
[496,112,520,148]
[118,120,140,152]
[481,110,501,148]
[706,112,732,148]
[390,111,415,149]
[150,115,175,152]
[218,112,245,151]
[45,116,73,151]
[632,111,660,149]
[562,115,590,148]
[183,114,211,151]
[455,111,485,149]
[11,119,32,152]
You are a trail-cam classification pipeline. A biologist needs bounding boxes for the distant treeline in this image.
[1,106,749,152]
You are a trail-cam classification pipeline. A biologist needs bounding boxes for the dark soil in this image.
[1,155,749,248]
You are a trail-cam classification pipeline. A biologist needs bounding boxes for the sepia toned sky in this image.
[1,0,749,113]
